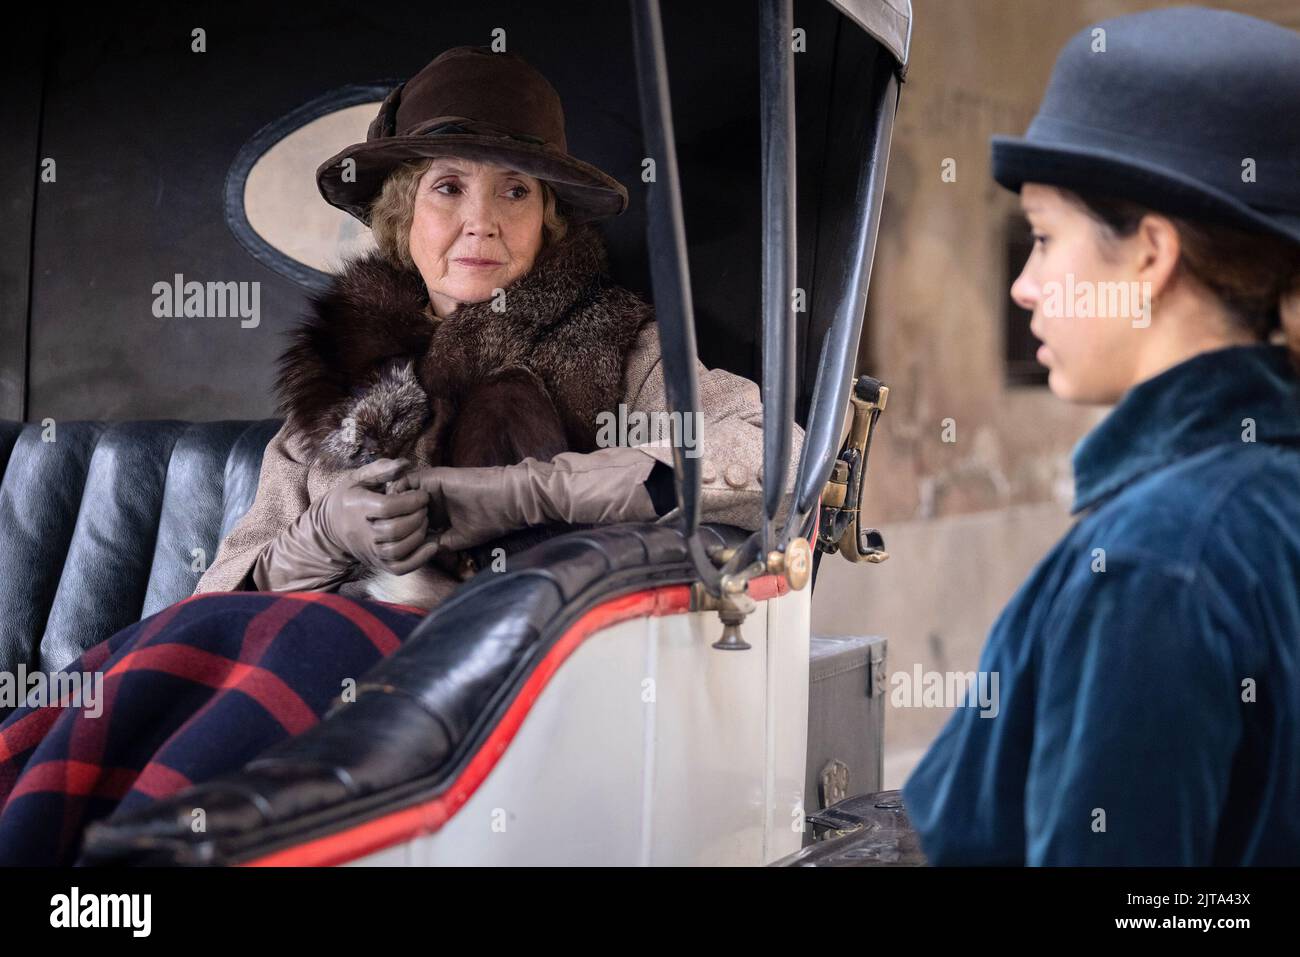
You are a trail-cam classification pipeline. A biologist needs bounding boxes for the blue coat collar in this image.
[1072,344,1300,513]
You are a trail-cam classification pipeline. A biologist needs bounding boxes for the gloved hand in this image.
[392,446,664,554]
[251,458,440,592]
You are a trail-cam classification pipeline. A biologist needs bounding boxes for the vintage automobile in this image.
[0,0,916,865]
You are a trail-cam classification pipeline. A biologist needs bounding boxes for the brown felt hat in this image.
[317,46,629,226]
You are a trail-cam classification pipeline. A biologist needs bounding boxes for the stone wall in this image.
[811,0,1299,787]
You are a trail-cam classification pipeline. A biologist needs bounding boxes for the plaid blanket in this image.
[0,591,426,865]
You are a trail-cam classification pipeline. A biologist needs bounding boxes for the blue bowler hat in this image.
[992,6,1300,247]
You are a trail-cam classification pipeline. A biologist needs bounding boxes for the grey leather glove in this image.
[394,446,663,554]
[251,458,439,592]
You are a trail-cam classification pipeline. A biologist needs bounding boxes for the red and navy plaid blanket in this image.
[0,591,426,865]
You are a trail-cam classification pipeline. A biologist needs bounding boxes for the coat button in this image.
[724,464,749,488]
[702,462,717,484]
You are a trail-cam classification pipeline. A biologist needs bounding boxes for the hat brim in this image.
[991,135,1300,249]
[317,133,629,226]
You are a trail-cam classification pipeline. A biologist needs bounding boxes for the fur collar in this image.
[275,223,653,468]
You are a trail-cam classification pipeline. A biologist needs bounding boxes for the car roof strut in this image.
[758,0,797,559]
[781,66,900,544]
[629,0,721,593]
[632,0,820,631]
[712,0,807,598]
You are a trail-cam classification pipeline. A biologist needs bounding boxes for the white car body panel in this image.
[352,587,811,866]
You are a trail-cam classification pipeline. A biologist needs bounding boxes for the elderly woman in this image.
[194,44,798,605]
[0,46,800,864]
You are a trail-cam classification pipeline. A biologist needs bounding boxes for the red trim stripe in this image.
[242,571,793,867]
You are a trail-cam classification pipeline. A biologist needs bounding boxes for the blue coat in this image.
[902,344,1300,865]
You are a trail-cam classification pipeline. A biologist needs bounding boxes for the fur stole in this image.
[275,222,653,471]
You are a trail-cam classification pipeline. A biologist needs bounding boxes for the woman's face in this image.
[409,158,545,317]
[1011,183,1150,404]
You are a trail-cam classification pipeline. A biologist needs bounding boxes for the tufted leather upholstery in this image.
[0,419,282,677]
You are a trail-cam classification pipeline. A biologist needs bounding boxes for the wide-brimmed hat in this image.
[991,7,1300,248]
[317,46,628,226]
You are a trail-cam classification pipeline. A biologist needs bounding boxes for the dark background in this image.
[1,0,882,426]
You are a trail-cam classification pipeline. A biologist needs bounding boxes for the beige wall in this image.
[812,0,1300,788]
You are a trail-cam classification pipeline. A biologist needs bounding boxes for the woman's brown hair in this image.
[369,157,569,270]
[1063,189,1300,367]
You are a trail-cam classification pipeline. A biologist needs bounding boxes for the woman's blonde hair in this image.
[369,157,568,270]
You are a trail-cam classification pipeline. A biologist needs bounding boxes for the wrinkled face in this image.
[409,158,545,317]
[1011,183,1148,404]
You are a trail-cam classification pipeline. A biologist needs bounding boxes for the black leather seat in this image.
[0,419,281,680]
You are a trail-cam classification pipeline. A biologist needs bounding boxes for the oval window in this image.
[224,83,396,291]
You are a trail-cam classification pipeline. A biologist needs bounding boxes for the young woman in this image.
[902,7,1300,865]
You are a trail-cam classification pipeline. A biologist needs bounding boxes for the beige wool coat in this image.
[194,319,805,599]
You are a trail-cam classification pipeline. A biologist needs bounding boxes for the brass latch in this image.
[819,375,890,564]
